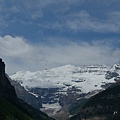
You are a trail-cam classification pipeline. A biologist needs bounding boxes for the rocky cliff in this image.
[0,58,54,120]
[0,58,18,103]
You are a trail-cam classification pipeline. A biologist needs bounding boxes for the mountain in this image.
[0,58,54,120]
[69,82,120,120]
[10,64,120,119]
[0,59,18,104]
[9,77,42,109]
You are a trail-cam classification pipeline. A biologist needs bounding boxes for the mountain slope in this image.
[0,96,33,120]
[0,58,54,120]
[70,82,120,120]
[10,64,119,119]
[9,77,42,109]
[11,64,114,93]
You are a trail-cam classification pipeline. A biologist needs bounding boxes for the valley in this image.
[10,64,120,119]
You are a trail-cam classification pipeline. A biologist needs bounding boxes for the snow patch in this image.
[10,64,116,94]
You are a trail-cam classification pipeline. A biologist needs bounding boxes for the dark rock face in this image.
[0,58,5,79]
[105,64,120,80]
[0,59,55,120]
[105,71,119,79]
[28,88,60,104]
[0,59,18,103]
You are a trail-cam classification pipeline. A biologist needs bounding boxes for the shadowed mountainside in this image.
[70,82,120,120]
[0,58,54,120]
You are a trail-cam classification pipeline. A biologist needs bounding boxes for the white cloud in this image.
[0,1,120,34]
[18,0,82,19]
[59,10,120,33]
[40,10,120,33]
[96,0,120,5]
[0,35,31,56]
[0,35,120,74]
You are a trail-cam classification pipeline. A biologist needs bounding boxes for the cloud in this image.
[38,9,120,34]
[49,10,120,33]
[0,35,31,56]
[96,0,120,5]
[0,35,120,74]
[14,0,82,19]
[0,0,84,21]
[0,1,120,35]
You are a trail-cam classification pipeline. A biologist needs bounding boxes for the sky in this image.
[0,0,120,74]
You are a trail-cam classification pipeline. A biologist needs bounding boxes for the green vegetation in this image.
[69,98,88,115]
[19,99,54,120]
[70,82,120,120]
[0,59,54,120]
[0,96,33,120]
[0,96,54,120]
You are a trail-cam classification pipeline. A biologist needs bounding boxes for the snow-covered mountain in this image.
[10,64,113,92]
[10,64,120,119]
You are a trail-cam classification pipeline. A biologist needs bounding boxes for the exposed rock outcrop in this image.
[0,58,18,103]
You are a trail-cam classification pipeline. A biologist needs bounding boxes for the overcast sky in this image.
[0,0,120,74]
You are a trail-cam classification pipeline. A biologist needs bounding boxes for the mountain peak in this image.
[111,64,120,71]
[10,64,115,92]
[10,64,118,118]
[51,64,78,71]
[62,64,76,68]
[0,58,5,79]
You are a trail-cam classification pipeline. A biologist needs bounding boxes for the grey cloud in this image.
[0,35,120,74]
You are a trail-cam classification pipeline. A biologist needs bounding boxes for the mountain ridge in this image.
[10,63,120,119]
[70,82,120,120]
